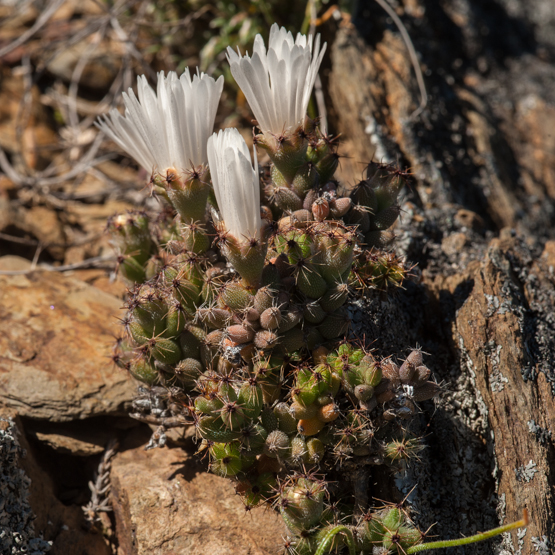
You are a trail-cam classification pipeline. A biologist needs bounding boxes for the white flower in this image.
[97,69,224,173]
[207,128,261,241]
[226,23,326,136]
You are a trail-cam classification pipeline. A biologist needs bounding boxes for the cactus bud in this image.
[240,423,268,454]
[226,324,255,344]
[412,381,441,401]
[118,255,147,284]
[149,337,182,365]
[278,305,303,333]
[254,329,280,350]
[209,442,242,477]
[364,230,396,249]
[312,197,329,221]
[260,263,281,288]
[360,514,386,546]
[180,326,204,358]
[261,406,280,433]
[280,327,305,354]
[220,400,246,430]
[238,380,264,420]
[128,320,150,346]
[197,307,232,329]
[219,282,255,311]
[194,395,223,415]
[254,286,277,313]
[305,327,324,350]
[328,197,352,218]
[260,307,282,330]
[414,365,431,384]
[290,401,317,420]
[297,417,325,436]
[181,222,210,253]
[306,438,325,463]
[280,477,325,529]
[312,346,329,365]
[290,436,309,465]
[384,437,424,462]
[370,205,401,231]
[381,507,404,531]
[316,403,340,423]
[264,429,290,458]
[360,356,382,387]
[319,283,349,312]
[174,358,203,388]
[290,163,318,198]
[269,184,303,211]
[274,402,298,434]
[164,267,200,315]
[128,357,159,385]
[295,264,328,299]
[318,310,350,340]
[197,416,241,442]
[354,384,374,402]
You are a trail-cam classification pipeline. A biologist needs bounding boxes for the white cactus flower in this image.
[97,69,224,173]
[207,128,261,241]
[226,23,326,136]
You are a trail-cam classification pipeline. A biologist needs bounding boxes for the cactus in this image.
[101,23,527,555]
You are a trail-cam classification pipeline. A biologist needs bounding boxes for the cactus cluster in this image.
[101,23,524,555]
[111,132,441,553]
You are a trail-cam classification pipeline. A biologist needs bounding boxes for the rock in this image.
[0,414,52,555]
[1,412,112,555]
[31,432,105,457]
[454,236,555,551]
[0,256,134,421]
[454,208,485,232]
[441,231,467,255]
[110,444,286,555]
[329,1,555,239]
[23,206,66,259]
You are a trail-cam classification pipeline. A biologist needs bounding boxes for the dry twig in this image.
[0,254,116,276]
[83,438,119,524]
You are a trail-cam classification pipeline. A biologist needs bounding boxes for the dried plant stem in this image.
[373,0,428,120]
[0,255,116,276]
[0,0,65,59]
[129,413,189,428]
[83,438,119,524]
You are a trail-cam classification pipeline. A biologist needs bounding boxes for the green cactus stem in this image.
[406,510,529,554]
[314,526,356,555]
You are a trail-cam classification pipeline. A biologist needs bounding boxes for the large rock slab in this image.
[0,256,134,421]
[110,444,286,555]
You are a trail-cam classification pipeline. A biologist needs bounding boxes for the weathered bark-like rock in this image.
[0,256,134,421]
[329,1,555,238]
[110,444,285,555]
[1,412,112,555]
[455,236,555,549]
